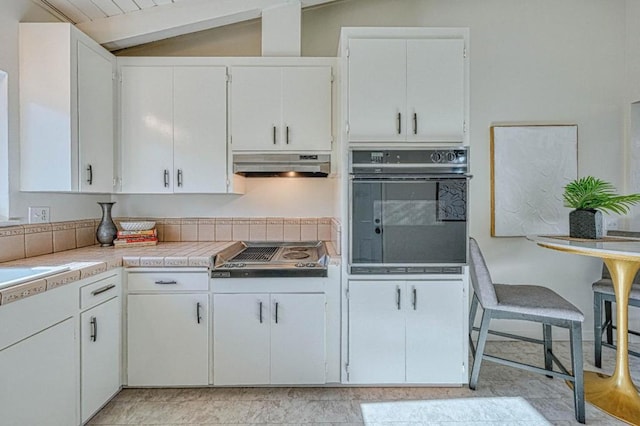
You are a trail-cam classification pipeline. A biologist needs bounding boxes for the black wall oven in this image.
[349,148,470,274]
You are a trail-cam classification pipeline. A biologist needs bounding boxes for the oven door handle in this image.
[351,175,471,182]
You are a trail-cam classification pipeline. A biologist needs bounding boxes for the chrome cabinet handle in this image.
[177,169,183,187]
[154,280,177,285]
[196,302,202,324]
[163,169,169,187]
[87,164,93,185]
[91,283,116,296]
[286,126,290,144]
[275,301,279,324]
[397,112,402,134]
[90,316,97,342]
[413,113,417,135]
[396,287,401,310]
[412,287,417,310]
[273,126,277,144]
[259,301,263,323]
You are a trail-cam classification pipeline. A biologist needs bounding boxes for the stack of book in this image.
[113,228,158,247]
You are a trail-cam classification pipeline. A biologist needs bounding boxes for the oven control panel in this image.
[351,148,468,166]
[350,148,469,175]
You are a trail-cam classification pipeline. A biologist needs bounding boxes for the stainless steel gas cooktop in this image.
[212,241,328,278]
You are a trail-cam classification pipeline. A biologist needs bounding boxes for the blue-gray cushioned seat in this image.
[468,237,585,423]
[494,284,585,322]
[592,280,640,299]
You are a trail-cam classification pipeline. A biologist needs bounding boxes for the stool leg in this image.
[570,321,585,424]
[469,310,491,390]
[604,300,613,345]
[594,292,603,368]
[543,323,553,377]
[469,293,479,336]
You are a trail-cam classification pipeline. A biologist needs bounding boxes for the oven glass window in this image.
[351,179,467,264]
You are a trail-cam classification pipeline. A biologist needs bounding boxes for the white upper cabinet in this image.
[173,67,228,193]
[347,39,407,143]
[120,65,229,193]
[20,23,115,192]
[347,34,467,143]
[120,66,174,193]
[406,39,465,143]
[230,66,332,152]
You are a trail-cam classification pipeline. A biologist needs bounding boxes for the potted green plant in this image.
[563,176,640,239]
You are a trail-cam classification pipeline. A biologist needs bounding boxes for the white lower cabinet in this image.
[213,293,326,385]
[127,293,209,386]
[348,279,466,384]
[81,296,121,423]
[0,318,77,426]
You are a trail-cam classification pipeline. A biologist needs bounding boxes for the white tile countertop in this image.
[0,241,340,306]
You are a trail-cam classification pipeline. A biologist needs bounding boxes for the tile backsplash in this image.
[0,217,342,263]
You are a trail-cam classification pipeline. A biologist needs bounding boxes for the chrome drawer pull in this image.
[91,283,116,296]
[154,280,178,285]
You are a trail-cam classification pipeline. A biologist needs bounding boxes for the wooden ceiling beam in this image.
[76,0,338,51]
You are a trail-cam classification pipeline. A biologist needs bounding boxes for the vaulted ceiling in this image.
[35,0,340,51]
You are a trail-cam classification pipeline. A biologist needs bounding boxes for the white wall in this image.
[113,177,338,217]
[2,0,112,223]
[625,0,640,228]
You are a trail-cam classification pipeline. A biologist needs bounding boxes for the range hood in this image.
[233,153,331,177]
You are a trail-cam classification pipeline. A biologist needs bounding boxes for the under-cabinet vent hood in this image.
[233,153,331,177]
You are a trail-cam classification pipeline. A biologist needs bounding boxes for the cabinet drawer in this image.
[127,271,209,292]
[80,274,121,310]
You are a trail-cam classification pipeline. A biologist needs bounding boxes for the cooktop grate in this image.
[232,246,279,262]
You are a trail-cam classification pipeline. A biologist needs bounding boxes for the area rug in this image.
[360,396,551,425]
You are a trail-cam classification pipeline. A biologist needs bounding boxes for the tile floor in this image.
[89,341,640,425]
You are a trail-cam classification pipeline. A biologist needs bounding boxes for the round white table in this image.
[528,235,640,424]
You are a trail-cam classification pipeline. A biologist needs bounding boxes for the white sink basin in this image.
[0,266,71,290]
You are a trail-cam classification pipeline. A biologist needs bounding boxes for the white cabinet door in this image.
[282,67,332,151]
[347,39,406,142]
[230,66,281,151]
[173,66,228,193]
[77,41,114,193]
[213,294,270,385]
[120,66,174,193]
[406,39,465,142]
[128,294,209,386]
[20,23,115,192]
[271,293,326,384]
[348,281,405,383]
[81,296,121,423]
[0,318,77,426]
[405,280,465,384]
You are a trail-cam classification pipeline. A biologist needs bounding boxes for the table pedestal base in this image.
[582,371,640,424]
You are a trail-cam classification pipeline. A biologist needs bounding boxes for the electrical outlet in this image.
[28,207,50,224]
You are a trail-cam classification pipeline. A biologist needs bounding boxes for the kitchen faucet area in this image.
[1,0,640,425]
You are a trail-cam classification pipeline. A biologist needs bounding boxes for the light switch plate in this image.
[28,207,50,224]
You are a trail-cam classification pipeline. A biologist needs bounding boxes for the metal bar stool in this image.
[593,263,640,367]
[468,237,585,423]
